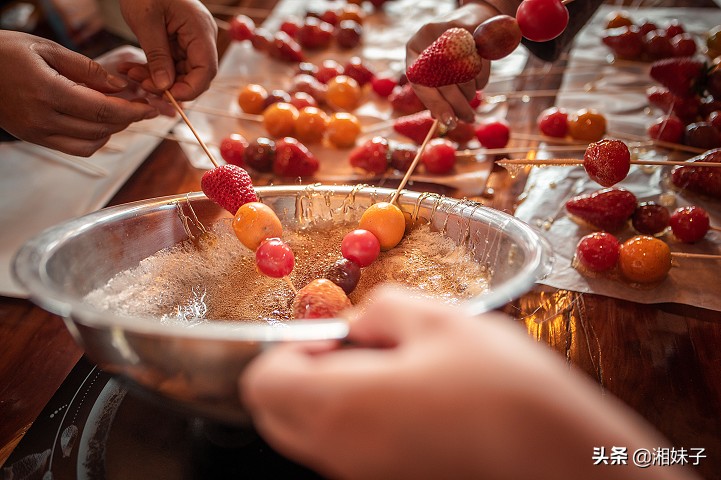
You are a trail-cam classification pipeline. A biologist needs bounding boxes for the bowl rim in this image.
[12,185,553,341]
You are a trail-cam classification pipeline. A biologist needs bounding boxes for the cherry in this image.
[250,28,273,52]
[575,232,621,273]
[647,115,684,144]
[684,122,721,149]
[244,137,276,173]
[219,134,248,167]
[315,59,344,84]
[255,238,295,278]
[296,17,334,49]
[602,26,643,60]
[229,15,255,42]
[421,139,456,174]
[632,202,670,235]
[537,106,568,138]
[344,57,375,86]
[335,20,363,49]
[390,144,418,172]
[671,33,697,57]
[670,206,710,243]
[665,20,685,38]
[475,119,510,149]
[341,229,381,267]
[473,15,522,60]
[516,0,569,43]
[583,139,630,187]
[643,30,674,60]
[289,92,318,110]
[324,258,361,294]
[637,21,658,36]
[280,18,302,38]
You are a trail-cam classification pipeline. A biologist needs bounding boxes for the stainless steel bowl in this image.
[13,185,553,424]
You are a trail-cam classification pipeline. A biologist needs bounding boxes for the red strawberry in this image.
[671,148,721,199]
[406,28,483,87]
[649,57,705,97]
[273,137,319,177]
[445,120,476,144]
[421,138,456,174]
[393,111,436,144]
[583,139,630,187]
[565,187,637,232]
[292,279,352,319]
[389,83,425,115]
[201,164,257,214]
[349,137,390,175]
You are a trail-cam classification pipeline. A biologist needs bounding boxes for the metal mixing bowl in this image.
[13,185,553,424]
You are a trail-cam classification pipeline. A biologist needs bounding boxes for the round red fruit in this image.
[341,229,381,267]
[315,59,344,84]
[516,0,569,42]
[647,115,684,143]
[632,202,670,235]
[335,20,363,49]
[685,122,721,149]
[473,15,522,60]
[229,15,255,41]
[219,134,249,167]
[255,238,295,278]
[349,137,390,175]
[421,139,456,174]
[670,206,710,243]
[475,119,510,149]
[537,107,568,138]
[575,232,621,273]
[280,18,302,38]
[583,139,631,187]
[671,33,697,57]
[296,17,334,49]
[344,57,374,86]
[371,76,397,97]
[390,144,418,172]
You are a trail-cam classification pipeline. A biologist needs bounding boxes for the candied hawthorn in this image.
[670,206,710,243]
[516,0,569,42]
[575,232,621,273]
[255,238,295,278]
[618,236,671,284]
[632,202,670,235]
[583,139,631,187]
[341,229,381,267]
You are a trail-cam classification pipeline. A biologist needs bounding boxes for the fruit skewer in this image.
[390,119,440,204]
[513,132,707,155]
[497,158,721,168]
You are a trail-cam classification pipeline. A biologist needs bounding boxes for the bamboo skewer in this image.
[390,119,440,205]
[497,158,721,168]
[165,91,220,168]
[711,226,721,233]
[672,252,721,260]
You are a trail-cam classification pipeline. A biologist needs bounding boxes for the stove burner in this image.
[3,358,320,479]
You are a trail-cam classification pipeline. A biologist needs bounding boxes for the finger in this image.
[132,10,175,91]
[40,134,111,157]
[458,80,477,102]
[168,33,218,100]
[39,110,134,140]
[52,85,157,125]
[437,85,475,123]
[411,84,457,130]
[40,43,128,93]
[475,60,492,91]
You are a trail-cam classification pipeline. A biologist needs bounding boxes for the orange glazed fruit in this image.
[233,202,283,251]
[295,106,329,144]
[618,235,672,284]
[238,84,268,114]
[358,202,405,250]
[263,102,299,138]
[568,108,607,142]
[326,75,362,111]
[326,112,361,148]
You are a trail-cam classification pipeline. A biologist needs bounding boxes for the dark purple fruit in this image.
[244,137,276,172]
[324,258,361,294]
[632,202,670,235]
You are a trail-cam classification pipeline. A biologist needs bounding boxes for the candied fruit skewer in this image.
[390,118,440,204]
[497,158,721,167]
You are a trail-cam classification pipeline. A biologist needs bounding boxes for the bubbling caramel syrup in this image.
[85,198,492,325]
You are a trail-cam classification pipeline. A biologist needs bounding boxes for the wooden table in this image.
[1,2,720,479]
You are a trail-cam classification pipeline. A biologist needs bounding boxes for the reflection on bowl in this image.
[13,185,552,424]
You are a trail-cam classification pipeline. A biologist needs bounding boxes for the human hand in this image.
[406,3,497,128]
[118,0,218,101]
[241,286,696,480]
[0,31,159,156]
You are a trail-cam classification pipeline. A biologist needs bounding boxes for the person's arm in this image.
[117,0,218,101]
[0,31,158,156]
[241,286,701,480]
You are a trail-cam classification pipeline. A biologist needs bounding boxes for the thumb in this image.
[134,15,175,91]
[42,45,128,93]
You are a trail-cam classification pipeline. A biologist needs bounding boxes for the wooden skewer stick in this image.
[165,91,219,168]
[497,158,721,168]
[390,119,440,205]
[184,104,264,123]
[456,144,590,158]
[672,252,721,260]
[711,226,721,233]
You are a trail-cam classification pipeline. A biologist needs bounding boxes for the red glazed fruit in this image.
[684,122,721,149]
[315,59,344,84]
[344,57,375,86]
[292,279,352,319]
[335,20,363,49]
[244,137,275,173]
[229,15,255,42]
[475,119,510,149]
[201,164,257,214]
[324,258,361,295]
[583,139,631,187]
[565,187,637,232]
[671,149,721,199]
[406,28,483,87]
[296,17,334,49]
[537,107,568,138]
[643,30,674,60]
[341,229,381,267]
[473,15,522,60]
[255,238,295,278]
[421,138,456,174]
[575,232,621,272]
[516,0,569,42]
[649,57,705,98]
[390,144,418,172]
[389,83,426,115]
[632,202,670,235]
[647,115,684,144]
[602,26,643,60]
[670,206,710,243]
[371,76,397,97]
[219,134,249,167]
[349,137,390,175]
[393,111,437,144]
[273,137,319,177]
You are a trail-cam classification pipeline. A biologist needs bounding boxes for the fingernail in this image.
[107,75,128,89]
[153,70,172,90]
[441,113,457,131]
